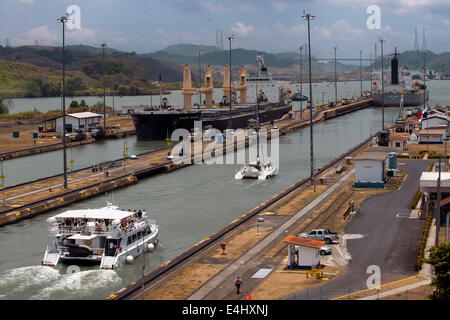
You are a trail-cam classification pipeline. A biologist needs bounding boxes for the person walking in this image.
[235,275,242,294]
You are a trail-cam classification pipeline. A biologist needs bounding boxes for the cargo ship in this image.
[372,49,428,107]
[131,54,292,140]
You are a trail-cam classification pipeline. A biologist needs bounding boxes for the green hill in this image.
[373,50,450,75]
[162,44,222,56]
[0,45,183,82]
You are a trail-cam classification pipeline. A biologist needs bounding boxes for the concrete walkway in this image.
[187,168,355,300]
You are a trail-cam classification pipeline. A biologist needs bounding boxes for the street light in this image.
[57,15,69,189]
[379,38,385,130]
[360,50,363,97]
[302,10,315,191]
[334,46,337,106]
[101,42,107,130]
[299,46,303,119]
[197,49,202,106]
[226,34,235,129]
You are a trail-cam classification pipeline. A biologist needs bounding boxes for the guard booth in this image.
[282,235,325,270]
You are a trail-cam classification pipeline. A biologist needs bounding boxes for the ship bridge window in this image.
[137,231,143,240]
[127,236,132,246]
[132,233,137,243]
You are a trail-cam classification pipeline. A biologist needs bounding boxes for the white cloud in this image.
[231,22,254,37]
[201,0,232,13]
[5,0,35,4]
[25,25,59,45]
[269,1,288,13]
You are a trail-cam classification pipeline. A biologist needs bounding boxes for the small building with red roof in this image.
[283,235,325,269]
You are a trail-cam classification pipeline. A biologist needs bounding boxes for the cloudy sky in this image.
[1,0,450,58]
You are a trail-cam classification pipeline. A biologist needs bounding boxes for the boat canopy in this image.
[67,234,98,240]
[53,206,136,221]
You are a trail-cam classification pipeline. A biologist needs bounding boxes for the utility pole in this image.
[380,38,385,130]
[58,15,68,189]
[1,156,4,205]
[101,42,107,130]
[334,46,337,106]
[227,34,235,129]
[422,49,427,109]
[302,11,316,192]
[299,46,303,119]
[360,50,363,97]
[370,54,373,93]
[197,49,202,106]
[436,157,441,245]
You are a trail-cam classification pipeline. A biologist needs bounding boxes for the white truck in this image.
[298,228,339,244]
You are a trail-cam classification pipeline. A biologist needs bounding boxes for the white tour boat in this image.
[235,158,278,180]
[42,203,159,270]
[235,82,278,181]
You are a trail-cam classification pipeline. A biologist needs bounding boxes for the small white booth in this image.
[283,235,324,270]
[353,152,388,188]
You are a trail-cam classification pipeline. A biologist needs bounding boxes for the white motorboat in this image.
[42,203,159,270]
[235,158,278,180]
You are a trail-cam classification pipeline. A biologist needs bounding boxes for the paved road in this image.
[287,159,430,300]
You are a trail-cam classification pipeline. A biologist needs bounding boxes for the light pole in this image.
[380,38,385,130]
[299,46,303,119]
[334,46,337,106]
[360,50,363,97]
[422,49,427,109]
[197,49,202,106]
[370,54,373,93]
[302,11,315,191]
[58,15,68,189]
[227,34,235,129]
[101,42,107,130]
[1,156,4,205]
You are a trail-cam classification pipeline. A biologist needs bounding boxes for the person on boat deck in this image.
[142,210,147,219]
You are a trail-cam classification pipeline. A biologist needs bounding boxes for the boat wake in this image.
[0,266,121,300]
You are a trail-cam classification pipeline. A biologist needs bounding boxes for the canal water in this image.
[6,80,449,115]
[0,106,401,299]
[7,80,375,114]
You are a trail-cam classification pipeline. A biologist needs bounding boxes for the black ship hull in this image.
[131,104,292,140]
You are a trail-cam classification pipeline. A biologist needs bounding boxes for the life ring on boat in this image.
[97,249,103,255]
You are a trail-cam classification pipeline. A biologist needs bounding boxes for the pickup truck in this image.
[298,228,339,244]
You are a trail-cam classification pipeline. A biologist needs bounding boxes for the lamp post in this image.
[334,46,337,106]
[299,46,303,119]
[360,50,363,97]
[57,15,68,189]
[380,38,385,130]
[302,11,315,192]
[227,34,235,129]
[197,49,202,106]
[370,54,373,93]
[101,42,107,130]
[422,49,427,109]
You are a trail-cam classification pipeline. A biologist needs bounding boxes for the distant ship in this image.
[130,54,292,140]
[291,92,308,101]
[372,48,428,107]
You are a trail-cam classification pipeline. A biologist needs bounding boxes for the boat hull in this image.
[372,90,428,107]
[131,104,292,141]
